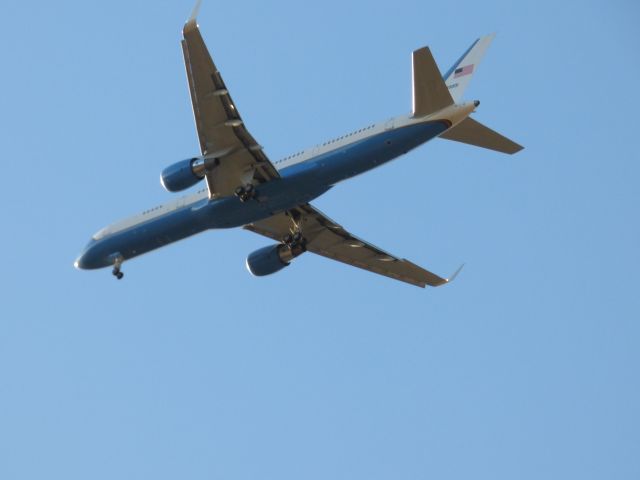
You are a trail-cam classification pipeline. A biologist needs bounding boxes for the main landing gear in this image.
[234,183,256,202]
[280,231,307,263]
[283,231,306,249]
[281,210,307,254]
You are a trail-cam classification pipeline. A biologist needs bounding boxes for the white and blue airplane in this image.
[74,6,522,288]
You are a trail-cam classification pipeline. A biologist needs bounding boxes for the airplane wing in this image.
[244,204,462,288]
[182,16,279,198]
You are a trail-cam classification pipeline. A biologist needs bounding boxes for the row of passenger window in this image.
[321,124,375,147]
[275,124,376,165]
[276,150,305,165]
[142,205,163,215]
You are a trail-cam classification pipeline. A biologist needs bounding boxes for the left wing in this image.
[182,14,279,198]
[244,204,462,288]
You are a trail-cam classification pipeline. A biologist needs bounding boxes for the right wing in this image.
[244,204,462,288]
[182,13,279,198]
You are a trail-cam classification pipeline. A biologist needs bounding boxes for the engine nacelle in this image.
[246,244,305,277]
[160,157,206,192]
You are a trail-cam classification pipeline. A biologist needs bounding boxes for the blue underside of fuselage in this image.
[76,121,447,269]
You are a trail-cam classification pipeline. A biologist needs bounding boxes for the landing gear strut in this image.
[234,183,256,202]
[111,256,124,280]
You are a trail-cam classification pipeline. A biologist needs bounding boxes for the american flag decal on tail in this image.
[454,64,474,78]
[444,34,494,103]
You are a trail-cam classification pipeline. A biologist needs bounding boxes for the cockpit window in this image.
[92,227,110,241]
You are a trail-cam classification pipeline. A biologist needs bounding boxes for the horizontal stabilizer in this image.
[412,47,454,117]
[439,117,523,154]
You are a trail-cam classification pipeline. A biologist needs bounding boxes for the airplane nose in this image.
[74,239,104,270]
[74,252,88,270]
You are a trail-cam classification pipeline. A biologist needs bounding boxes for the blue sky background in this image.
[1,0,639,479]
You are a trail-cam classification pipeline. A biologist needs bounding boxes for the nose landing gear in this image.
[111,255,124,280]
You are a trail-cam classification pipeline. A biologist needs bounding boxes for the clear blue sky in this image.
[1,1,638,479]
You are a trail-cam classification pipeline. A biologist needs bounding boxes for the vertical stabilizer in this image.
[443,34,495,103]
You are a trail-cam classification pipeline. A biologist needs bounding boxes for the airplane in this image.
[74,4,523,288]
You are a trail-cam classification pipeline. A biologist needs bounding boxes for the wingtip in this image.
[189,0,202,22]
[184,0,202,33]
[446,263,465,283]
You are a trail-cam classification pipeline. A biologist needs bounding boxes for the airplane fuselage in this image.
[74,107,474,271]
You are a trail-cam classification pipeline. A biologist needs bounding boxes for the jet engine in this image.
[160,157,207,192]
[246,243,306,277]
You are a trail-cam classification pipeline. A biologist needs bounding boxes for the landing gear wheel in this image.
[116,271,124,280]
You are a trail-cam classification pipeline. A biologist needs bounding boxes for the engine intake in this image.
[160,157,207,192]
[246,243,305,277]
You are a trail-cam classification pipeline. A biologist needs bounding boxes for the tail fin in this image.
[440,117,523,154]
[412,47,454,117]
[443,34,495,103]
